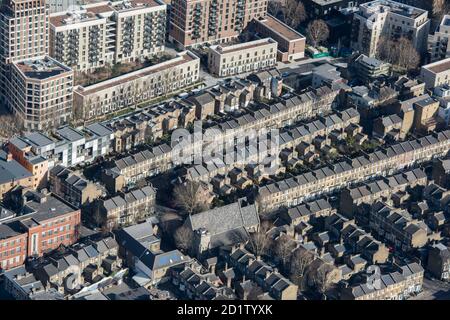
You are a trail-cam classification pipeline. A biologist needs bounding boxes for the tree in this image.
[247,220,273,257]
[311,264,333,296]
[272,235,296,272]
[306,19,330,48]
[173,181,211,216]
[174,225,195,255]
[376,36,420,73]
[268,0,284,17]
[0,113,24,141]
[289,249,313,288]
[396,37,420,72]
[285,0,307,29]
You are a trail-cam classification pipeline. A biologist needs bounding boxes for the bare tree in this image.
[311,264,333,296]
[272,235,296,272]
[173,181,211,216]
[396,37,420,72]
[174,225,195,255]
[306,19,330,48]
[0,113,24,140]
[268,0,284,17]
[289,249,314,287]
[285,0,307,29]
[376,36,420,72]
[247,220,273,258]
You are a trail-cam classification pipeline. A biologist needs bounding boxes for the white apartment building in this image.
[49,0,167,72]
[9,123,114,169]
[73,50,200,122]
[351,0,430,57]
[208,38,278,77]
[428,15,450,63]
[420,57,450,89]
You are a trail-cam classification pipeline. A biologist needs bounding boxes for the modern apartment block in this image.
[420,57,450,89]
[252,15,306,62]
[0,0,75,131]
[73,50,200,123]
[9,57,74,131]
[208,38,277,77]
[8,123,114,169]
[49,0,167,72]
[351,0,430,57]
[169,0,268,47]
[0,189,81,271]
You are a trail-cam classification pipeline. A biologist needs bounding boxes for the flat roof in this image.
[257,15,305,41]
[423,57,450,74]
[76,51,197,96]
[14,56,72,80]
[210,38,277,55]
[85,0,164,15]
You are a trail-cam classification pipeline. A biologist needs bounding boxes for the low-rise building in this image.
[421,57,450,89]
[0,151,34,200]
[73,51,200,123]
[95,185,156,228]
[353,54,390,84]
[8,124,114,170]
[258,130,450,211]
[0,189,81,271]
[208,38,278,77]
[115,221,190,286]
[340,262,424,300]
[252,15,306,62]
[49,165,103,207]
[427,243,450,281]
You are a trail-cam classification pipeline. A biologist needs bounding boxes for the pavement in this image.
[409,277,450,300]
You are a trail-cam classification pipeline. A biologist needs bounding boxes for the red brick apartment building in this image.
[169,0,268,47]
[0,190,80,271]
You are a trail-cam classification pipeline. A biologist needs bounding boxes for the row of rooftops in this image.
[228,246,297,297]
[345,168,426,201]
[3,236,118,298]
[109,85,337,172]
[184,108,360,180]
[38,236,119,278]
[259,129,450,197]
[100,185,156,211]
[371,201,429,237]
[342,262,423,299]
[9,123,113,153]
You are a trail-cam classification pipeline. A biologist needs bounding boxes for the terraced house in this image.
[258,130,450,211]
